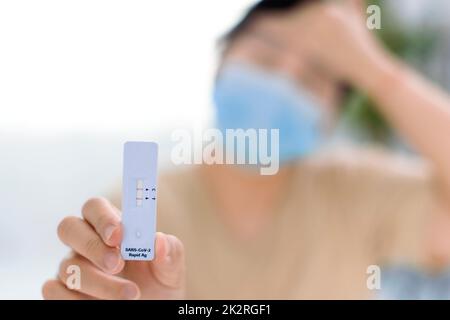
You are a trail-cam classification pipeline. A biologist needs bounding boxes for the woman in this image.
[43,0,450,299]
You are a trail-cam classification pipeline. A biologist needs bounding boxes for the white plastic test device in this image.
[121,141,158,261]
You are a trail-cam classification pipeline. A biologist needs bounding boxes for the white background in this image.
[0,0,448,299]
[0,0,254,299]
[0,0,255,132]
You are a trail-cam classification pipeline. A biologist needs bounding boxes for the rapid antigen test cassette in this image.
[121,141,158,261]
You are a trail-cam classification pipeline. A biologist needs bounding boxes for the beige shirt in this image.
[120,148,438,299]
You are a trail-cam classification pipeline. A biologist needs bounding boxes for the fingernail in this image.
[103,224,116,241]
[164,235,173,263]
[122,284,139,300]
[104,252,120,271]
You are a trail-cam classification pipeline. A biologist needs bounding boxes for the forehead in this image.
[225,31,302,68]
[223,24,335,85]
[221,17,344,111]
[226,33,338,90]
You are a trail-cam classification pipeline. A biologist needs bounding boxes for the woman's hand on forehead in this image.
[254,0,386,87]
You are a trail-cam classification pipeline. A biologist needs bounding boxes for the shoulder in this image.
[292,146,438,211]
[156,166,204,233]
[303,146,433,189]
[158,166,201,199]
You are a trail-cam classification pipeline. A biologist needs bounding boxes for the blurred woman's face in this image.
[222,13,344,122]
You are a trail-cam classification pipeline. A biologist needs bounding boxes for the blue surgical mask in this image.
[213,61,326,164]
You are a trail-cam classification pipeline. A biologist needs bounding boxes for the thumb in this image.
[151,232,186,289]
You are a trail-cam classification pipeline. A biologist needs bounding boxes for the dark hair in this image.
[222,0,315,47]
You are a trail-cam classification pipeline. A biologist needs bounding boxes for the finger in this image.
[57,216,124,274]
[151,232,185,289]
[58,255,140,300]
[343,0,364,10]
[81,197,123,247]
[342,0,367,22]
[42,279,92,300]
